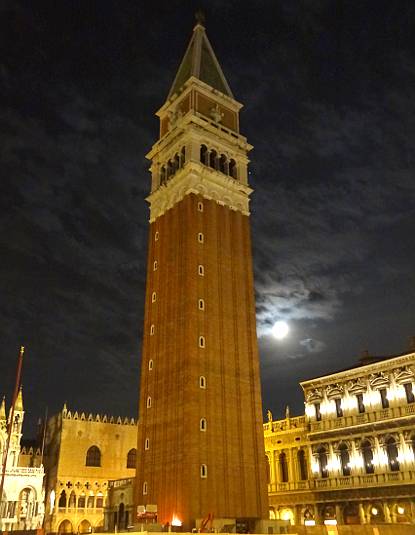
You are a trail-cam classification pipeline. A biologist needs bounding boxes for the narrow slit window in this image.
[145,438,150,450]
[200,418,207,431]
[155,231,159,241]
[198,299,205,310]
[146,396,152,408]
[198,233,204,243]
[198,265,204,276]
[198,202,204,212]
[151,292,157,303]
[150,324,155,336]
[143,482,148,495]
[199,336,205,348]
[199,376,206,389]
[153,260,158,271]
[200,464,207,478]
[148,360,153,371]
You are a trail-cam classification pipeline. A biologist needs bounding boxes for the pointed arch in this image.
[85,446,101,467]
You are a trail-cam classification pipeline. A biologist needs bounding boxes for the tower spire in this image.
[167,20,233,99]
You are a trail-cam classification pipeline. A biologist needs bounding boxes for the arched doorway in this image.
[343,503,359,524]
[58,520,73,533]
[78,519,92,534]
[118,503,125,530]
[368,503,385,523]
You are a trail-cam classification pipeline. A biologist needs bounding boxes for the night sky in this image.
[1,1,414,435]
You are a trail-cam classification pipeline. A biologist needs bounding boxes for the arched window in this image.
[200,418,207,431]
[96,493,103,508]
[361,440,374,474]
[317,446,328,478]
[148,359,153,371]
[145,438,150,450]
[86,446,101,467]
[198,201,204,212]
[143,482,148,495]
[150,324,155,335]
[151,292,156,303]
[209,149,217,170]
[339,443,351,476]
[78,493,86,509]
[229,159,237,179]
[127,448,137,468]
[200,464,207,478]
[174,153,180,172]
[146,396,152,408]
[167,159,174,179]
[180,146,186,167]
[69,491,76,508]
[404,383,415,403]
[87,495,94,508]
[200,145,208,165]
[219,154,227,174]
[160,166,166,186]
[386,437,400,471]
[58,490,67,509]
[279,452,288,482]
[199,376,206,389]
[199,336,205,348]
[198,299,205,310]
[198,264,204,276]
[297,449,307,480]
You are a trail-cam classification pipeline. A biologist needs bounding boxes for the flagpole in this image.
[0,346,25,516]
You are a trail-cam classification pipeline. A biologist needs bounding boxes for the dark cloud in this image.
[1,0,415,429]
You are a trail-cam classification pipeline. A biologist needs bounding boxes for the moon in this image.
[272,320,289,340]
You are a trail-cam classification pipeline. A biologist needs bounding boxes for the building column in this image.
[398,432,407,469]
[358,503,366,524]
[288,449,295,482]
[335,504,343,525]
[328,442,338,475]
[409,501,415,523]
[383,502,392,523]
[374,435,384,472]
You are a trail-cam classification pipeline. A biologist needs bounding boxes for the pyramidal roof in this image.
[168,22,233,99]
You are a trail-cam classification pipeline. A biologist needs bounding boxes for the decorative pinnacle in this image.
[195,9,205,27]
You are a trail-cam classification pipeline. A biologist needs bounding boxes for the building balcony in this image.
[269,470,415,494]
[309,404,415,434]
[5,466,44,476]
[264,415,307,433]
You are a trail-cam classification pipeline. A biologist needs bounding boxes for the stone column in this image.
[358,503,366,524]
[335,504,343,525]
[288,448,295,482]
[383,502,392,523]
[328,442,337,476]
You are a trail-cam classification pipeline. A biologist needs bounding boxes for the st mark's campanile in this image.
[135,20,269,529]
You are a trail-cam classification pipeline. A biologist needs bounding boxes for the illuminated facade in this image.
[43,405,137,534]
[265,349,415,526]
[135,20,268,530]
[0,390,45,532]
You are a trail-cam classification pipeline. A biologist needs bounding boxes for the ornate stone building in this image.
[43,405,137,534]
[0,390,45,531]
[135,18,268,531]
[265,348,415,526]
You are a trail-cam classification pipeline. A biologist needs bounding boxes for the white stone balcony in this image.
[269,469,415,493]
[309,404,415,434]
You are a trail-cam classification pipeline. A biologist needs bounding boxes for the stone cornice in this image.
[146,161,252,222]
[301,352,415,391]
